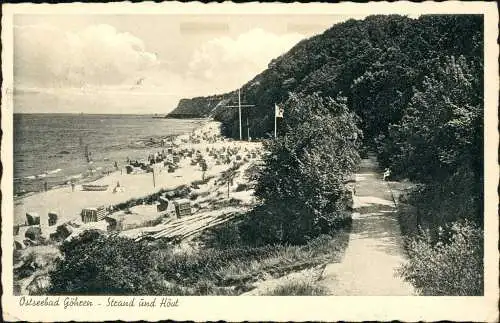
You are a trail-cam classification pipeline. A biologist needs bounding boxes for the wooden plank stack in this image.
[135,206,244,243]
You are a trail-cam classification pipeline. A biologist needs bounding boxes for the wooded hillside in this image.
[170,13,484,228]
[169,15,482,142]
[169,16,484,295]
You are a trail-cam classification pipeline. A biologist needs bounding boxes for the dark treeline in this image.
[174,15,482,144]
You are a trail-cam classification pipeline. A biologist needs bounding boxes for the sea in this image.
[13,114,204,196]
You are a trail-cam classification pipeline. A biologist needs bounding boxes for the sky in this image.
[13,14,366,114]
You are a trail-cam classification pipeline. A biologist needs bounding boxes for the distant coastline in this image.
[13,112,212,120]
[166,113,211,119]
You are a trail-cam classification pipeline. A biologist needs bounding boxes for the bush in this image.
[48,230,165,295]
[397,173,483,242]
[44,225,351,295]
[238,205,286,246]
[254,93,361,244]
[398,220,483,295]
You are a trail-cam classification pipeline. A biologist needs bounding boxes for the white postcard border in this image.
[2,2,498,322]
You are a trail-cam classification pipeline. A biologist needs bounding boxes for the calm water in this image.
[14,114,203,195]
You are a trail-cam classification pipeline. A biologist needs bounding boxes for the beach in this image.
[14,121,262,227]
[13,119,266,295]
[14,114,204,195]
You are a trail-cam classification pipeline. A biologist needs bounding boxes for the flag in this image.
[275,104,284,118]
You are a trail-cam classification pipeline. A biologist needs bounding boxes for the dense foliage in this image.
[390,54,483,294]
[251,93,361,244]
[172,12,484,246]
[47,229,349,295]
[49,15,484,295]
[383,56,483,230]
[398,220,483,295]
[380,56,482,180]
[171,15,482,144]
[48,230,164,294]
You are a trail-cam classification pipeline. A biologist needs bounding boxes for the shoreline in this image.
[13,118,210,200]
[13,120,260,227]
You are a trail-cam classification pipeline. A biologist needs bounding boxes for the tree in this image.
[350,45,417,147]
[253,92,362,244]
[191,15,482,141]
[384,55,482,182]
[381,56,483,228]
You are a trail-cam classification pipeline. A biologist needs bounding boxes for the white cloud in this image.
[186,28,305,92]
[14,25,307,113]
[15,23,158,88]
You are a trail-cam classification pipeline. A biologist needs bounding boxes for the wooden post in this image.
[152,167,156,188]
[224,90,254,141]
[238,89,242,140]
[246,112,250,141]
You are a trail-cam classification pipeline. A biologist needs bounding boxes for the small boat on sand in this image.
[82,184,109,191]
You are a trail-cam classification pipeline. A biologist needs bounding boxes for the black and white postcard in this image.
[1,2,498,322]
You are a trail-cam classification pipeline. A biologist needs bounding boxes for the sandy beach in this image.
[13,121,262,227]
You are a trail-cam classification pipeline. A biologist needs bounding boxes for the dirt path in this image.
[318,155,416,295]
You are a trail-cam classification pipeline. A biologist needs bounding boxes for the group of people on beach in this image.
[51,124,254,195]
[147,150,172,165]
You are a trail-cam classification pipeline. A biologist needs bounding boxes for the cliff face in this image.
[168,94,230,118]
[169,15,482,140]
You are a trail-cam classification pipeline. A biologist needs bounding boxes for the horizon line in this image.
[13,112,170,115]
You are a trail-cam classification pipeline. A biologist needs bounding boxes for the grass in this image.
[44,228,350,296]
[264,281,329,296]
[152,229,350,295]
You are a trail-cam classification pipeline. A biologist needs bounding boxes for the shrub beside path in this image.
[318,155,416,295]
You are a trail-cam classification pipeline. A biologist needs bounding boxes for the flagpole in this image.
[274,105,277,139]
